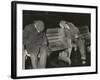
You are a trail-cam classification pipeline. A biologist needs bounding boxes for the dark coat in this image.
[23,23,47,55]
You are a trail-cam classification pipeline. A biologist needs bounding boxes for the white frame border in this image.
[16,3,97,77]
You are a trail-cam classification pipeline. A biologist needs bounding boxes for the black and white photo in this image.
[11,1,97,79]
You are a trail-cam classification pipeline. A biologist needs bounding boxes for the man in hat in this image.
[58,20,86,65]
[23,20,48,69]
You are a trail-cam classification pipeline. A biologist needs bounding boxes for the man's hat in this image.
[34,20,45,32]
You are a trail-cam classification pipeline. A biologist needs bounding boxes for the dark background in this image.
[23,10,91,31]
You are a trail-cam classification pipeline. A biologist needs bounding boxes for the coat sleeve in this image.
[42,33,48,47]
[23,25,31,46]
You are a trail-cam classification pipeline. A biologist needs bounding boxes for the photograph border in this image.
[11,1,98,79]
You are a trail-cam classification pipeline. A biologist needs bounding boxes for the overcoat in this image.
[23,23,47,55]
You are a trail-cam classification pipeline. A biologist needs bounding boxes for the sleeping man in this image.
[23,20,48,69]
[58,20,86,65]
